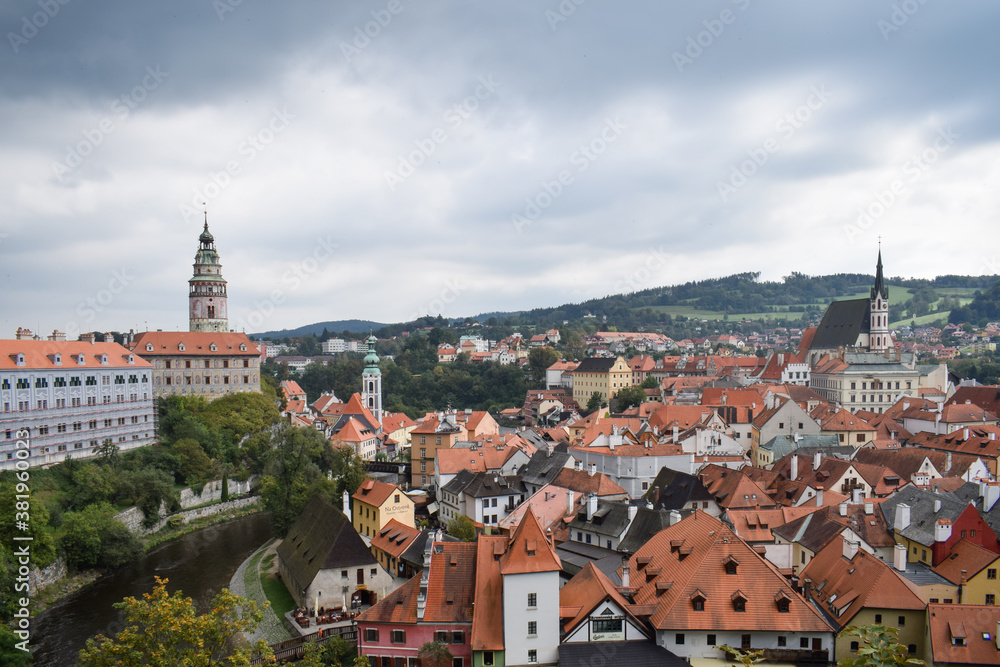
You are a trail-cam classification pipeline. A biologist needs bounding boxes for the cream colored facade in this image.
[571,356,633,407]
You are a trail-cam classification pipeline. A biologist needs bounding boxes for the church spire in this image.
[871,246,888,301]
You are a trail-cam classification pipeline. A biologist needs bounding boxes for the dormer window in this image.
[178,343,186,352]
[732,591,747,612]
[99,354,108,365]
[127,354,134,365]
[210,343,217,352]
[239,343,247,351]
[15,353,25,367]
[146,343,154,352]
[775,591,791,613]
[53,353,62,366]
[724,556,739,575]
[691,590,706,611]
[77,354,86,365]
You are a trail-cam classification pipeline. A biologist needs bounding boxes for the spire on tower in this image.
[870,247,888,301]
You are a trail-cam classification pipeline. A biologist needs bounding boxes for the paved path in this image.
[229,538,291,645]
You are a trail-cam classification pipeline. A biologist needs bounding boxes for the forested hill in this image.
[471,272,1000,328]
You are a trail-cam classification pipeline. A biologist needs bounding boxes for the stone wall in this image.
[29,557,66,596]
[178,476,257,509]
[116,496,260,536]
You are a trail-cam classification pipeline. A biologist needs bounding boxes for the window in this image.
[898,616,905,626]
[451,631,464,644]
[342,570,348,579]
[707,634,716,647]
[363,628,378,642]
[987,594,995,605]
[907,645,916,655]
[391,630,405,644]
[527,621,537,636]
[435,631,449,644]
[777,636,786,647]
[741,634,751,649]
[483,652,494,666]
[527,593,537,608]
[988,568,997,580]
[851,641,859,652]
[875,614,882,623]
[527,650,537,664]
[734,597,746,612]
[452,660,462,667]
[675,633,684,645]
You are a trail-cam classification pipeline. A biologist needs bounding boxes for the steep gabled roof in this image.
[559,562,648,637]
[371,519,422,559]
[932,539,1000,584]
[810,298,871,350]
[276,495,377,591]
[352,478,403,508]
[499,508,562,575]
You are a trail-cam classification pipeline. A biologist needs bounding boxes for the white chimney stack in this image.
[839,502,848,517]
[669,509,682,526]
[894,543,907,572]
[843,539,859,560]
[813,452,822,471]
[586,493,597,521]
[894,503,911,531]
[864,501,874,515]
[935,519,952,543]
[342,489,351,520]
[574,459,582,472]
[852,488,863,504]
[790,455,798,481]
[934,498,942,513]
[816,486,824,507]
[588,462,596,477]
[567,489,574,515]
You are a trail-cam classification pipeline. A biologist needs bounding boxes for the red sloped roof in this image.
[499,508,562,575]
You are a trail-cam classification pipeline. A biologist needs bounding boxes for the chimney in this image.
[628,503,638,522]
[80,332,95,343]
[791,454,799,481]
[983,484,1000,512]
[813,452,822,471]
[546,444,553,458]
[934,498,942,513]
[864,501,874,515]
[621,556,630,589]
[669,509,682,526]
[672,425,679,442]
[574,459,582,472]
[894,503,911,531]
[946,452,953,473]
[103,333,114,343]
[852,488,863,504]
[894,543,907,572]
[935,519,952,543]
[342,490,351,520]
[588,462,596,477]
[586,493,597,521]
[844,539,859,560]
[816,486,824,507]
[802,578,813,600]
[839,502,848,517]
[566,489,574,515]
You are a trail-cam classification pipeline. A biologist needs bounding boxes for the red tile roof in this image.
[499,507,562,575]
[0,339,152,369]
[352,479,404,508]
[130,331,259,357]
[928,603,1000,665]
[370,519,421,559]
[559,562,647,637]
[551,468,627,497]
[471,535,505,651]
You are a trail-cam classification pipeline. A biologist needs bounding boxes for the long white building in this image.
[1,336,156,469]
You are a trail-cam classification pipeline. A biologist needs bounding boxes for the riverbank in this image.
[32,501,265,615]
[230,538,292,645]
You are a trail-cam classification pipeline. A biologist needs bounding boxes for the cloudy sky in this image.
[1,1,998,337]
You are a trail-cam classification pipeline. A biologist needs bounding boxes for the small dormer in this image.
[774,590,791,613]
[76,353,86,365]
[53,353,62,366]
[210,343,217,352]
[239,343,247,351]
[127,354,135,365]
[145,343,154,352]
[178,342,186,352]
[724,555,740,575]
[731,590,747,612]
[99,354,108,365]
[14,353,25,367]
[690,589,706,611]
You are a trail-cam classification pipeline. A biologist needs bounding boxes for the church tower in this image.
[361,333,382,426]
[189,218,229,333]
[868,247,890,352]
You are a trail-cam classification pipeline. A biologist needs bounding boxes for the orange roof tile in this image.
[499,507,562,575]
[370,519,421,559]
[551,468,627,497]
[928,603,1000,665]
[471,535,505,651]
[559,562,647,637]
[130,331,260,357]
[0,339,152,369]
[352,479,404,508]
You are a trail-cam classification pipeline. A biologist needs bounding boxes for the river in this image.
[30,512,274,666]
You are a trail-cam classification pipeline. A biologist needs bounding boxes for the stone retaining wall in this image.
[29,557,66,596]
[116,496,260,536]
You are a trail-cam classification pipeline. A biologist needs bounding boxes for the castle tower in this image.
[189,218,229,333]
[361,333,382,425]
[869,248,890,352]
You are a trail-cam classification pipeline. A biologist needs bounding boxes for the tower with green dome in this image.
[188,217,229,333]
[361,332,382,426]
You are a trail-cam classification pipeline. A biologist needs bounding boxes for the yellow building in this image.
[571,356,633,408]
[351,479,415,538]
[932,540,1000,606]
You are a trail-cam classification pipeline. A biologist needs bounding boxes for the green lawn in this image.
[261,574,296,618]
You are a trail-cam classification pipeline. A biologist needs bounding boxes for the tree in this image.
[0,626,32,667]
[586,391,605,415]
[77,577,273,667]
[172,438,215,485]
[418,641,453,667]
[715,644,763,666]
[640,375,659,389]
[447,515,477,542]
[527,347,560,384]
[838,625,925,667]
[59,503,143,570]
[259,425,335,536]
[612,385,646,412]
